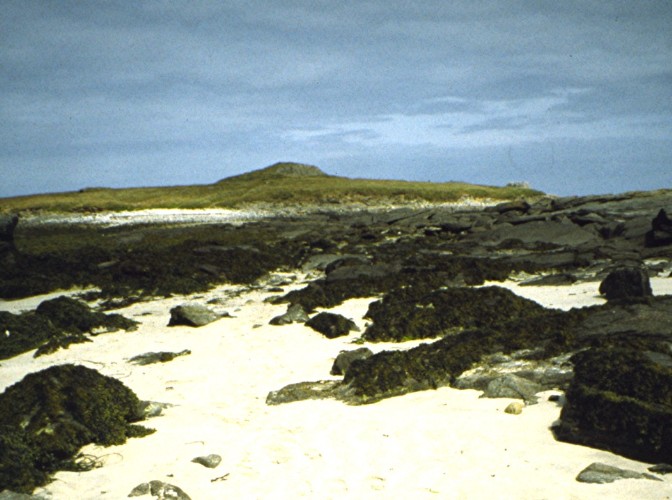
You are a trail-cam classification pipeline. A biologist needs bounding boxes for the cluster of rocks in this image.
[1,188,671,493]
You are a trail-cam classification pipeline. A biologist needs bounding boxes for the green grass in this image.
[0,162,544,214]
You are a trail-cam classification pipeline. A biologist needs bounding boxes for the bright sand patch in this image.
[1,276,671,499]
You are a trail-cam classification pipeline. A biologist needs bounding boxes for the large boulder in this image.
[0,364,153,493]
[553,348,672,464]
[598,267,652,301]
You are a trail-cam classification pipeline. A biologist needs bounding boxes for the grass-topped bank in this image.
[0,162,543,214]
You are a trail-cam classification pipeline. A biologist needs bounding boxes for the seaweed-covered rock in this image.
[305,312,359,339]
[36,296,138,335]
[0,364,153,493]
[168,304,220,327]
[598,267,652,301]
[331,347,373,376]
[0,297,138,361]
[362,286,547,342]
[554,348,672,464]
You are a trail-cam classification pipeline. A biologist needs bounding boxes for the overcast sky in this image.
[2,1,671,198]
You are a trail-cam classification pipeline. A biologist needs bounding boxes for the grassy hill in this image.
[0,162,544,214]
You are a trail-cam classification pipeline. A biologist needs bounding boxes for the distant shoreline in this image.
[17,199,498,228]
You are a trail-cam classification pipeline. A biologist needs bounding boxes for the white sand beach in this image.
[1,275,671,499]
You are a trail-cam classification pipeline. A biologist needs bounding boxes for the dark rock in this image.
[554,348,672,464]
[0,364,153,493]
[168,304,220,327]
[648,463,672,475]
[266,380,340,405]
[465,220,598,247]
[191,454,222,469]
[305,312,359,339]
[598,267,652,301]
[269,304,310,325]
[331,347,374,376]
[645,209,672,247]
[576,462,661,484]
[129,349,191,365]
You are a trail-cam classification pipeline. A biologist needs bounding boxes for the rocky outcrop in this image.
[362,286,547,342]
[553,348,672,464]
[0,364,153,493]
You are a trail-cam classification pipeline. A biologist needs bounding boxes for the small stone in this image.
[504,401,524,415]
[192,454,222,469]
[148,480,192,499]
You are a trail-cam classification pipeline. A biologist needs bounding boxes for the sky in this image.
[1,1,671,198]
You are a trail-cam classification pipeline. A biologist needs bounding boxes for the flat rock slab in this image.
[576,462,661,484]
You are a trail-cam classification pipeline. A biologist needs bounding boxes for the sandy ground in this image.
[1,275,671,499]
